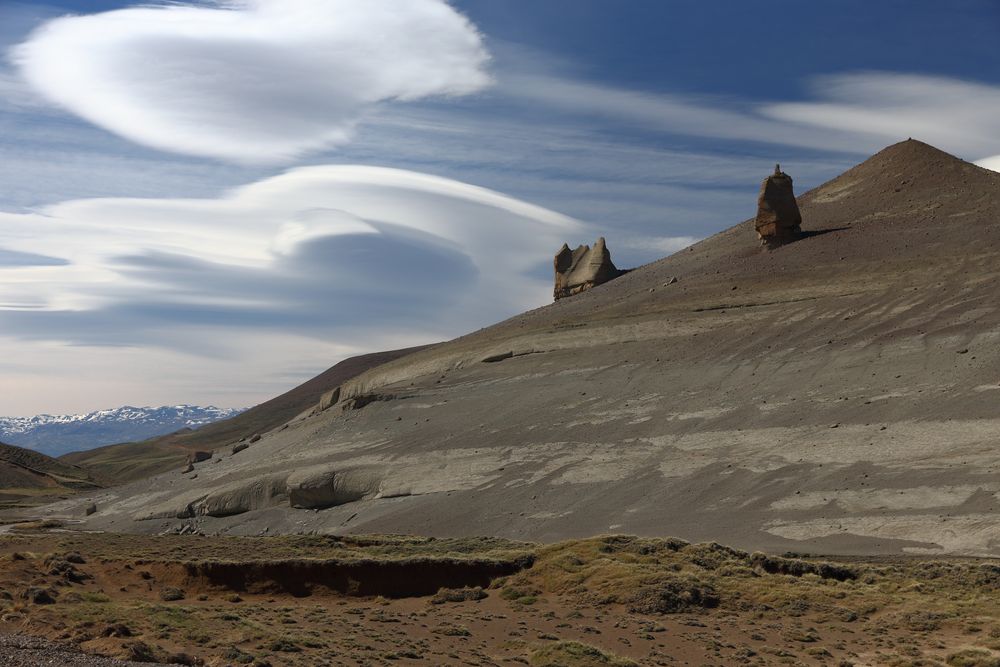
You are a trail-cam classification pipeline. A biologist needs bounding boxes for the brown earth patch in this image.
[0,530,996,665]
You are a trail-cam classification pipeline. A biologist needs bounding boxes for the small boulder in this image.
[102,623,133,638]
[159,587,186,601]
[123,642,159,663]
[84,503,97,516]
[553,237,624,300]
[232,443,249,455]
[22,587,56,605]
[187,451,211,465]
[755,164,802,248]
[248,433,262,444]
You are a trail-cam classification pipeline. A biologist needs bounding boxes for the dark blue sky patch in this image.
[0,247,69,267]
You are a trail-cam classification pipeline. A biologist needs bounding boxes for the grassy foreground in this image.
[0,529,998,665]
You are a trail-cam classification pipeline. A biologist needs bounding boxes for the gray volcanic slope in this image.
[52,140,1000,556]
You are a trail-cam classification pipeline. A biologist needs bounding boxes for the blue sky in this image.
[1,0,999,416]
[463,0,1000,91]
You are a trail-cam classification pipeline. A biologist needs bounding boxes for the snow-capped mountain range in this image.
[0,405,245,457]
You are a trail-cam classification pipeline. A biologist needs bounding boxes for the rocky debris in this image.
[181,462,194,474]
[754,164,802,248]
[133,489,208,521]
[45,555,90,583]
[553,237,623,300]
[0,634,180,667]
[84,503,97,516]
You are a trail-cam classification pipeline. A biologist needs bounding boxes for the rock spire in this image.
[553,237,623,300]
[754,164,802,247]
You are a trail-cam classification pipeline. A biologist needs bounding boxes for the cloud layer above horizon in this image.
[0,167,579,348]
[12,0,491,163]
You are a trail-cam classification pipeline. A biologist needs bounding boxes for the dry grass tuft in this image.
[529,640,638,666]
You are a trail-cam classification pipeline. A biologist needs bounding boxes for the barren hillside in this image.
[0,442,99,509]
[47,139,1000,556]
[61,345,431,485]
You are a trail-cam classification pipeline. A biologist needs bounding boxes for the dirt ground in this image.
[0,529,998,666]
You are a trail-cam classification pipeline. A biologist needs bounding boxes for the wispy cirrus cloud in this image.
[501,71,1000,166]
[11,0,492,163]
[761,72,1000,166]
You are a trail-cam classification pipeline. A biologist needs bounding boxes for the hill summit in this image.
[49,139,1000,557]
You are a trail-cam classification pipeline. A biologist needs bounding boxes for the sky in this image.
[1,0,1000,417]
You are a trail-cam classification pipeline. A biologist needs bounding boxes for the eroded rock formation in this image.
[755,164,802,248]
[554,237,622,300]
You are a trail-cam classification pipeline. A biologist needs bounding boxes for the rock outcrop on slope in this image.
[755,164,802,247]
[48,140,1000,557]
[553,237,623,300]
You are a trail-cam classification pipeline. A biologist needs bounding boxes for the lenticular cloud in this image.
[12,0,492,163]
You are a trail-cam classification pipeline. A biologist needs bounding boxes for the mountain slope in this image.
[61,345,432,485]
[58,140,1000,556]
[0,405,244,458]
[0,441,100,509]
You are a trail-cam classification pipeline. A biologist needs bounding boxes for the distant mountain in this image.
[0,405,245,457]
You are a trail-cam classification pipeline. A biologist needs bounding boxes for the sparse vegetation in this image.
[0,530,998,665]
[530,641,638,666]
[948,649,1000,667]
[431,585,487,604]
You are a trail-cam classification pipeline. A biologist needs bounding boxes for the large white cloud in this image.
[0,165,582,414]
[11,0,491,163]
[0,165,581,348]
[0,165,578,318]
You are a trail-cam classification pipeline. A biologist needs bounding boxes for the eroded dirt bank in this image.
[1,529,999,665]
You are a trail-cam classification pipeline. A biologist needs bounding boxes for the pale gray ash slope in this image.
[48,140,1000,556]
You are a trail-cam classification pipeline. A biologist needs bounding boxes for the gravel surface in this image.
[0,635,177,666]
